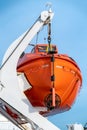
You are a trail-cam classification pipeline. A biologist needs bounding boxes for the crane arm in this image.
[0,9,60,130]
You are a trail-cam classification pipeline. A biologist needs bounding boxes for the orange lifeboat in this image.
[17,44,82,116]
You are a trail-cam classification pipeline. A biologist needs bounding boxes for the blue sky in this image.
[0,0,87,130]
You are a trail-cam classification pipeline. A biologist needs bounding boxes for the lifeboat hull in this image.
[17,52,82,116]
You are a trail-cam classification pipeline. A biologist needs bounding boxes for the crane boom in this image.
[0,9,60,130]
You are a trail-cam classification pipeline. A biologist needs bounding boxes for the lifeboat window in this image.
[51,46,56,51]
[38,46,57,53]
[38,46,47,52]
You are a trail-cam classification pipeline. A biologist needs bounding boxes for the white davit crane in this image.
[0,9,60,130]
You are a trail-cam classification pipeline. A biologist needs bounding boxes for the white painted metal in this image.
[0,9,60,130]
[0,115,8,121]
[17,73,32,92]
[67,123,84,130]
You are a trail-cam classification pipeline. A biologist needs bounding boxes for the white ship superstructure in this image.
[0,115,19,130]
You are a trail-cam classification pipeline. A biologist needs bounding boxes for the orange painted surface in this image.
[17,44,82,116]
